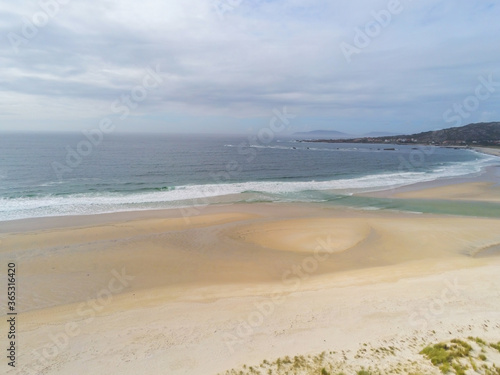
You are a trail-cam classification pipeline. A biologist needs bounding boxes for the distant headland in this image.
[299,122,500,147]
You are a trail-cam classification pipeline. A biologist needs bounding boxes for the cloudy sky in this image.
[1,0,500,135]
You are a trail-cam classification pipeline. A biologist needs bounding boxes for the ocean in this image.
[0,132,498,222]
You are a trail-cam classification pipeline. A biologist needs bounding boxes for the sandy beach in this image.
[392,181,500,202]
[1,177,500,374]
[3,0,500,373]
[472,146,500,158]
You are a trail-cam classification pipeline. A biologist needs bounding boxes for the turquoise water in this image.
[324,194,500,218]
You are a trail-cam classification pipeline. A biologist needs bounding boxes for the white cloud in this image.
[1,0,500,133]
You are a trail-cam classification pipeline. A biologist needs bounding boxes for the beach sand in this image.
[393,181,500,202]
[472,146,500,158]
[1,181,500,374]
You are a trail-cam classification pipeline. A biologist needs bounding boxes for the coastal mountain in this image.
[303,122,500,146]
[293,130,353,139]
[363,131,399,137]
[293,130,399,139]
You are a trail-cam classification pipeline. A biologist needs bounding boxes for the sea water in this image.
[0,132,498,221]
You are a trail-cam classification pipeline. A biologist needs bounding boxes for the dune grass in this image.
[219,337,500,375]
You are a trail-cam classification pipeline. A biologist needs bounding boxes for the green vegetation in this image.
[219,337,500,375]
[469,337,488,346]
[419,338,500,375]
[420,339,472,373]
[490,342,500,353]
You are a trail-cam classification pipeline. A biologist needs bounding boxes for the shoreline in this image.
[1,145,498,225]
[357,164,500,199]
[471,145,500,157]
[2,152,499,228]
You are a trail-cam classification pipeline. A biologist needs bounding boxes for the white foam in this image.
[224,144,373,152]
[0,156,497,222]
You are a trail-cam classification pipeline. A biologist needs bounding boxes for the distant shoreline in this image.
[299,139,500,158]
[471,146,500,157]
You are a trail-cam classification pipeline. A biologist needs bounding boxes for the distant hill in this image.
[294,130,401,139]
[304,122,500,146]
[293,130,353,139]
[363,131,399,137]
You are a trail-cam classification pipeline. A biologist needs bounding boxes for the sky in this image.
[1,0,500,135]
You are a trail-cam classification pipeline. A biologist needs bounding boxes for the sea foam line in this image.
[0,156,496,221]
